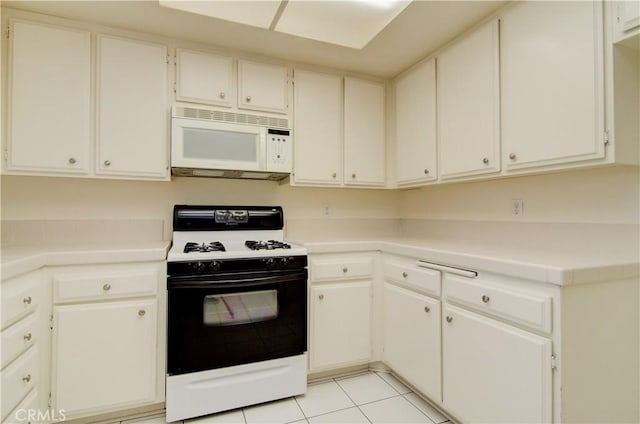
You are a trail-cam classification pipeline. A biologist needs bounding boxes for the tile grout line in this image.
[332,374,373,424]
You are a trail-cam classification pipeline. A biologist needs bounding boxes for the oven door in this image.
[167,269,307,376]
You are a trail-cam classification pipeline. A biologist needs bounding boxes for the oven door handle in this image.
[168,270,307,290]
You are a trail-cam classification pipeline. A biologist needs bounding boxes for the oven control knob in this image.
[192,262,206,273]
[279,257,292,267]
[265,258,277,269]
[208,261,221,272]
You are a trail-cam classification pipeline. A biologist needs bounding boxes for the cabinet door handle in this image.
[509,153,517,160]
[482,295,490,303]
[483,157,489,165]
[103,160,111,166]
[138,310,146,317]
[103,284,111,291]
[332,172,337,179]
[23,296,32,305]
[245,96,252,103]
[22,374,31,383]
[342,267,348,273]
[219,92,226,99]
[24,333,32,342]
[424,169,429,175]
[402,272,408,278]
[424,306,430,313]
[318,294,324,300]
[68,157,76,164]
[446,316,453,323]
[352,173,356,179]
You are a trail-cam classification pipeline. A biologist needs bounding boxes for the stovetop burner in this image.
[184,242,226,253]
[245,240,292,251]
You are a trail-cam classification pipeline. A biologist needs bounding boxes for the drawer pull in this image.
[22,374,31,383]
[138,310,146,317]
[23,296,32,305]
[318,294,324,300]
[424,306,430,313]
[446,316,453,323]
[402,272,408,278]
[24,333,32,342]
[342,267,348,273]
[482,295,491,303]
[103,284,111,291]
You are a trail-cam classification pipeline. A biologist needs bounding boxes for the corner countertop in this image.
[297,238,640,286]
[1,241,171,280]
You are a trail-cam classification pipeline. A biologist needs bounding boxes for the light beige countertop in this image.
[1,241,171,280]
[298,238,640,286]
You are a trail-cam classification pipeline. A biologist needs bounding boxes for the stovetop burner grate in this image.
[245,240,292,251]
[184,242,226,253]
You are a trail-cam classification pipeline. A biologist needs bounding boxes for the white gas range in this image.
[165,205,308,423]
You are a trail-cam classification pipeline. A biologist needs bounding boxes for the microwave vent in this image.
[176,107,289,129]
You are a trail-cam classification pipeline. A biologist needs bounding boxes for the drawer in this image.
[1,272,41,331]
[1,346,38,421]
[311,257,373,282]
[1,313,37,369]
[2,389,38,424]
[54,268,158,303]
[444,275,552,333]
[383,259,441,297]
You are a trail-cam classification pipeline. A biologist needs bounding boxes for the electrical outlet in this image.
[511,199,524,217]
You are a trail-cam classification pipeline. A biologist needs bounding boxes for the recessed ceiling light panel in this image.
[159,0,282,29]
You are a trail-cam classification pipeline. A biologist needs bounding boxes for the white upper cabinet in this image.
[613,0,640,42]
[7,20,91,174]
[292,69,343,185]
[437,19,500,180]
[238,60,288,114]
[175,49,233,107]
[344,77,385,186]
[96,35,169,179]
[501,1,605,171]
[394,58,437,186]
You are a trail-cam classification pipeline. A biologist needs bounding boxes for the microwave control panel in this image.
[266,129,292,172]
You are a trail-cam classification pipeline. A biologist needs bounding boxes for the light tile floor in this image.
[124,371,451,424]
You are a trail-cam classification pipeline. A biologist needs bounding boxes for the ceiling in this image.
[3,0,507,78]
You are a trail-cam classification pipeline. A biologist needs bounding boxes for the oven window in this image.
[203,290,278,326]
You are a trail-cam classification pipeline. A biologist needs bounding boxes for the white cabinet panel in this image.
[394,58,437,185]
[344,77,385,186]
[383,283,441,401]
[501,1,604,170]
[238,60,288,114]
[310,281,371,371]
[176,49,233,107]
[292,69,343,185]
[52,299,157,417]
[614,0,640,41]
[96,35,168,178]
[442,304,552,424]
[8,20,90,174]
[438,19,500,179]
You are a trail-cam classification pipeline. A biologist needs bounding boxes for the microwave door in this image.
[172,119,264,171]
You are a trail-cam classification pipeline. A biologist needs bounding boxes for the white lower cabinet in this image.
[382,282,441,402]
[310,281,372,371]
[442,304,552,423]
[49,262,165,420]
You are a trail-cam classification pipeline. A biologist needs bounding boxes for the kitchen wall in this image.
[2,165,638,248]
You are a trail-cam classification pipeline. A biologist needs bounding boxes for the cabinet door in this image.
[502,1,605,170]
[310,281,371,371]
[7,20,90,174]
[394,58,437,185]
[238,60,288,114]
[344,77,385,186]
[442,304,552,424]
[176,49,233,107]
[614,0,640,41]
[383,283,441,401]
[438,19,500,180]
[292,69,343,185]
[52,299,157,417]
[96,35,168,179]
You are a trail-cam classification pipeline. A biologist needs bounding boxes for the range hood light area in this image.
[158,0,412,49]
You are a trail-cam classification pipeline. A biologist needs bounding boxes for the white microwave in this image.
[171,106,292,180]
